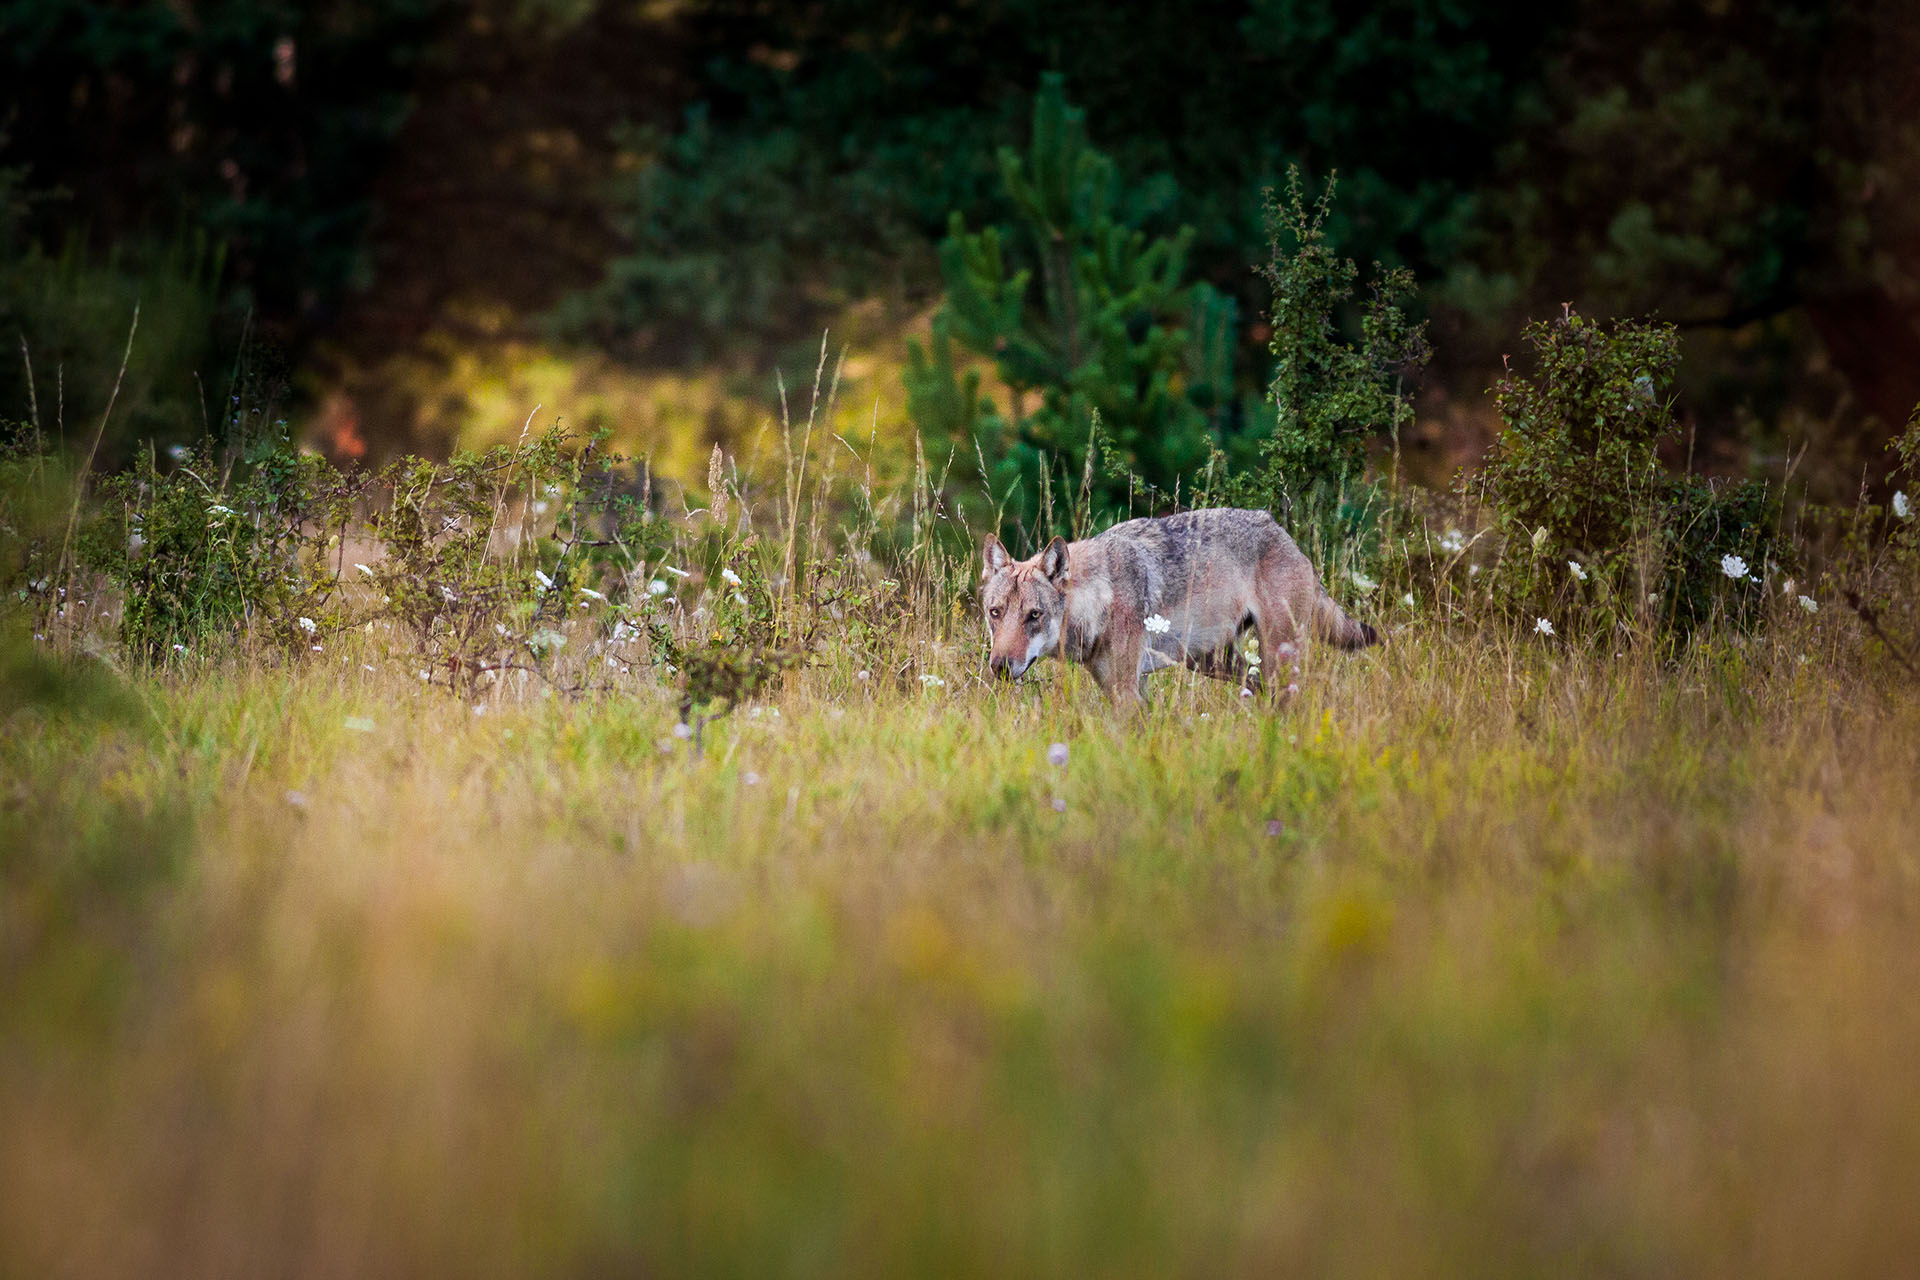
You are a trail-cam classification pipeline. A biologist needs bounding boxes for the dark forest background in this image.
[2,0,1916,494]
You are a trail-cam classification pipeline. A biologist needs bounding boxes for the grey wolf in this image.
[980,507,1378,708]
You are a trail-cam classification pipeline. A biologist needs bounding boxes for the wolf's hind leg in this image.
[1250,563,1309,703]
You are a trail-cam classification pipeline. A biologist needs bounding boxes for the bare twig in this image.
[1842,589,1919,678]
[58,302,139,581]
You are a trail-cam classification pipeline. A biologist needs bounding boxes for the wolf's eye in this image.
[1027,609,1042,623]
[988,607,1002,620]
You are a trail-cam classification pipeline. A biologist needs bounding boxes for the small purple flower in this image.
[1047,741,1069,767]
[1265,819,1284,837]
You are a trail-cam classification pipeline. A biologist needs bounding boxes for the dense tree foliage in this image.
[1,0,1916,469]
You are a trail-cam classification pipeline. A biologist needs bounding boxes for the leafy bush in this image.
[81,424,350,660]
[1253,169,1430,500]
[903,76,1243,533]
[1231,168,1429,584]
[1477,308,1778,641]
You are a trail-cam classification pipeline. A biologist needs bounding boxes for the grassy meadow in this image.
[5,580,1919,1276]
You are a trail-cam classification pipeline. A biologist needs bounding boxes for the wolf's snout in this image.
[988,654,1017,679]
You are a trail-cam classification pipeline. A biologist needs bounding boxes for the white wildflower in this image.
[720,567,743,587]
[355,562,375,577]
[533,569,554,590]
[855,669,871,682]
[297,616,317,634]
[611,620,638,643]
[1720,553,1749,581]
[1895,491,1911,519]
[1798,595,1818,614]
[672,722,693,740]
[1047,742,1069,768]
[1438,529,1466,554]
[1530,525,1549,552]
[734,591,748,605]
[743,771,762,787]
[1468,563,1481,577]
[579,586,606,601]
[1143,613,1172,634]
[648,579,669,596]
[1535,617,1555,636]
[1568,560,1587,582]
[1402,592,1416,607]
[1347,569,1378,593]
[662,565,691,578]
[920,674,946,687]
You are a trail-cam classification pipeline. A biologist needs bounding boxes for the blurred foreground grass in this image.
[3,622,1918,1278]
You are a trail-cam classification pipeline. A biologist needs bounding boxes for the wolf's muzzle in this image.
[988,655,1029,680]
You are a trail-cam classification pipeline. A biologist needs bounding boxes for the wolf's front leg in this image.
[1090,625,1148,712]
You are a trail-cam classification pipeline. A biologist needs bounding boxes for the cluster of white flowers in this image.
[1535,617,1555,636]
[297,616,317,635]
[648,579,669,596]
[1895,491,1911,519]
[1567,560,1587,582]
[1438,529,1467,554]
[1143,614,1172,634]
[919,673,946,687]
[1720,553,1749,581]
[1347,569,1379,594]
[1798,595,1818,614]
[720,567,743,587]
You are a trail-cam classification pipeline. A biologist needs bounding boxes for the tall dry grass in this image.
[3,587,1918,1277]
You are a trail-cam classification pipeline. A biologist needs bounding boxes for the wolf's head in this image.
[980,535,1069,680]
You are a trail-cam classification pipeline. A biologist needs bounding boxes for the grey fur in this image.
[980,507,1377,709]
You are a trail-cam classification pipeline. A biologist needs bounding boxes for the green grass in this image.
[4,614,1918,1278]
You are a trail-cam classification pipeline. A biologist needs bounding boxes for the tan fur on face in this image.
[980,537,1067,679]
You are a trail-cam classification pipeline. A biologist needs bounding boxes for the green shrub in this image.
[1478,308,1778,641]
[1222,169,1428,599]
[82,426,348,661]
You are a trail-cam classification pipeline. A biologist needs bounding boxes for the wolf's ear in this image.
[983,535,1011,575]
[1040,536,1069,583]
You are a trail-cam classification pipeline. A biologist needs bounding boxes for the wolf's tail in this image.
[1313,592,1380,650]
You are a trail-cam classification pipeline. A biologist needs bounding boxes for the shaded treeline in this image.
[1,0,1917,478]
